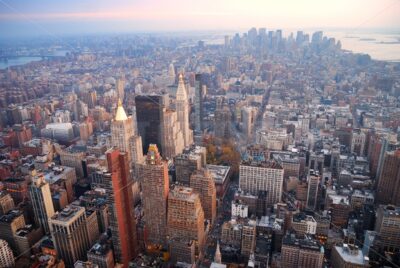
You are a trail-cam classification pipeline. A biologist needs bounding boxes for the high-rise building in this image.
[0,192,14,216]
[194,74,204,133]
[29,172,55,234]
[281,235,324,268]
[87,239,115,268]
[98,149,138,267]
[135,94,168,154]
[49,206,91,267]
[376,149,400,205]
[116,77,125,101]
[175,146,206,186]
[0,239,14,268]
[0,210,25,253]
[111,99,143,164]
[241,220,256,257]
[161,108,184,159]
[331,244,369,268]
[137,144,169,246]
[351,129,366,156]
[190,168,217,225]
[176,74,193,148]
[306,171,320,210]
[168,186,205,263]
[214,97,231,139]
[374,205,400,253]
[239,159,284,205]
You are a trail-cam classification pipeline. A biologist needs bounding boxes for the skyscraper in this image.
[0,239,14,268]
[102,149,138,266]
[281,235,324,268]
[194,74,204,133]
[176,74,193,148]
[111,99,143,164]
[49,206,91,268]
[161,108,184,159]
[168,186,205,263]
[374,205,400,253]
[376,149,400,205]
[135,94,168,154]
[137,144,169,246]
[306,171,320,210]
[29,172,55,234]
[190,168,217,225]
[239,159,284,205]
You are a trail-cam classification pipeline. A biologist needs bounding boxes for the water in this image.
[204,30,400,62]
[0,56,42,69]
[325,30,400,62]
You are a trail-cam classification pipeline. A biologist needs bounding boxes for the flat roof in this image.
[206,164,230,184]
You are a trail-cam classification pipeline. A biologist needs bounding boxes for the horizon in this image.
[1,0,399,38]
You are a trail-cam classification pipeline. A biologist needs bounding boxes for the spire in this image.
[176,73,187,101]
[115,98,128,121]
[214,240,222,263]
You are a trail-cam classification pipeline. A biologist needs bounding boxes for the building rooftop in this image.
[282,234,322,251]
[50,206,84,224]
[334,244,368,265]
[206,164,230,184]
[0,209,22,223]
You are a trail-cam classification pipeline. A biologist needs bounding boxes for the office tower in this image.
[239,159,284,205]
[194,74,204,133]
[29,173,55,234]
[214,241,222,264]
[116,77,125,101]
[281,235,324,268]
[3,178,29,205]
[190,169,217,225]
[0,192,14,216]
[161,108,184,159]
[14,225,43,257]
[291,213,317,236]
[214,97,231,139]
[176,74,193,148]
[241,220,256,257]
[241,106,258,141]
[137,144,169,246]
[351,129,366,156]
[168,186,205,263]
[100,149,138,267]
[75,190,109,234]
[0,239,14,268]
[0,210,25,252]
[129,135,144,164]
[135,94,168,154]
[175,146,206,186]
[374,205,400,253]
[87,239,114,268]
[50,206,91,268]
[312,31,323,44]
[331,244,369,268]
[111,99,142,164]
[169,63,176,84]
[59,149,85,178]
[306,171,320,210]
[376,149,400,205]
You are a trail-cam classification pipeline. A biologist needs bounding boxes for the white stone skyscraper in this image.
[111,99,143,164]
[29,172,55,234]
[176,74,193,148]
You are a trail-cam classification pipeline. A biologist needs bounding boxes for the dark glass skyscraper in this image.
[135,94,168,154]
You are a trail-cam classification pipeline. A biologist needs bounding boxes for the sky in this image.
[0,0,399,37]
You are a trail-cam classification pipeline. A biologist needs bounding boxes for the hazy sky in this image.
[0,0,399,37]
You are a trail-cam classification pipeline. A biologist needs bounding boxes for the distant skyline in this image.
[0,0,399,37]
